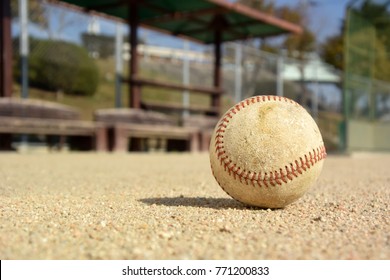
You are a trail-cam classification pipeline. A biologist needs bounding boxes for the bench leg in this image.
[58,136,66,150]
[189,132,200,152]
[200,132,211,152]
[112,126,128,152]
[94,126,108,152]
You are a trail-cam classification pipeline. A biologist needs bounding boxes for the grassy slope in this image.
[17,57,233,120]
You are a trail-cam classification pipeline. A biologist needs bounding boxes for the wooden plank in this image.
[119,123,199,140]
[208,0,302,34]
[141,101,219,115]
[124,77,223,95]
[0,117,101,136]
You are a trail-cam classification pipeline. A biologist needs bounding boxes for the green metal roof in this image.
[53,0,302,44]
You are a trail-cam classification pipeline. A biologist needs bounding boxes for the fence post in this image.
[182,40,190,118]
[234,43,242,102]
[115,23,123,108]
[312,57,319,119]
[18,0,29,149]
[19,0,29,99]
[276,50,284,97]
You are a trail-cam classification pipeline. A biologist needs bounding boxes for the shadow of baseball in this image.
[139,196,251,210]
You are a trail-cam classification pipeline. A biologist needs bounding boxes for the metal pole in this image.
[341,7,352,152]
[276,50,284,97]
[368,23,376,121]
[19,0,29,149]
[128,1,140,108]
[115,23,123,108]
[312,58,319,119]
[19,0,29,99]
[182,40,190,118]
[212,26,222,116]
[234,43,242,102]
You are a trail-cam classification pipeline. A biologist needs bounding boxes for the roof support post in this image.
[212,17,223,117]
[0,0,12,97]
[128,0,141,108]
[0,0,12,149]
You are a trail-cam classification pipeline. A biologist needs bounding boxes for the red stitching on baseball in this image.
[213,95,327,188]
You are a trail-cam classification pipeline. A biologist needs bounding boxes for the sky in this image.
[275,0,350,42]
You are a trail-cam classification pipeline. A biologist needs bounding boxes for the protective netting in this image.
[10,0,342,150]
[344,0,390,121]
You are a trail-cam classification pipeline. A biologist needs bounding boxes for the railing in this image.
[122,76,223,116]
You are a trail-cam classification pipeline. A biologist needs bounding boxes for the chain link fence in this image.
[344,0,390,121]
[343,0,390,151]
[10,0,343,150]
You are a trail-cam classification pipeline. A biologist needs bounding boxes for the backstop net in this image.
[344,0,390,122]
[343,0,390,151]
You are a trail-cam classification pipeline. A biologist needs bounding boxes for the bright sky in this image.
[274,0,350,42]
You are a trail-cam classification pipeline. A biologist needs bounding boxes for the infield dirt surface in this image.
[0,152,389,259]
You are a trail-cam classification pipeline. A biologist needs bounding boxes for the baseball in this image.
[210,95,326,208]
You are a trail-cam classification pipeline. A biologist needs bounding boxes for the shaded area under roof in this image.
[54,0,302,44]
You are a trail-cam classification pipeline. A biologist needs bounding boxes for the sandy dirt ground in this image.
[0,152,389,259]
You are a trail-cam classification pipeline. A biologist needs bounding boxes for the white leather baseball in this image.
[210,95,326,208]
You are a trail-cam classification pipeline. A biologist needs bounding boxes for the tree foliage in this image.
[321,34,343,71]
[11,0,48,28]
[321,0,390,82]
[13,38,99,96]
[358,0,390,53]
[276,5,316,58]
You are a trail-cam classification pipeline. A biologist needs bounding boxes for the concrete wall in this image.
[348,120,390,151]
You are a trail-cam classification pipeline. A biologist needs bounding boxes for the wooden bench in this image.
[123,76,223,117]
[141,100,219,116]
[119,75,223,152]
[0,98,107,151]
[94,108,200,152]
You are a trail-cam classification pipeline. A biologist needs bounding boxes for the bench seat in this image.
[0,98,107,151]
[95,108,200,152]
[0,116,107,151]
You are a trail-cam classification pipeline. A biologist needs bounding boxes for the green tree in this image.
[321,1,390,81]
[321,34,344,71]
[11,0,47,28]
[358,0,390,54]
[14,39,99,96]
